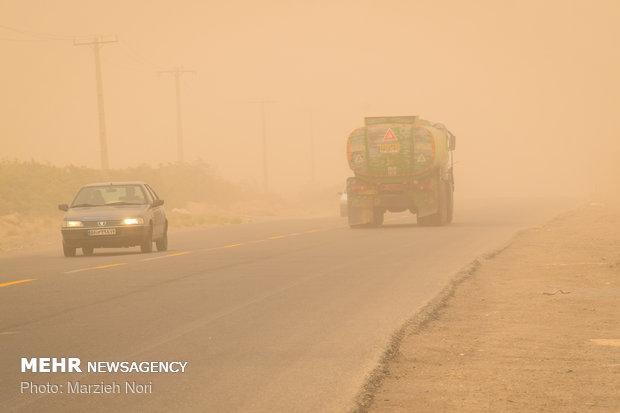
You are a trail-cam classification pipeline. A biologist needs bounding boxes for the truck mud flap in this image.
[347,194,375,226]
[348,207,373,226]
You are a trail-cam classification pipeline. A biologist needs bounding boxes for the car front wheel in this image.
[156,226,168,252]
[140,226,153,253]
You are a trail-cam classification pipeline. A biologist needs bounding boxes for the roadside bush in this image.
[0,159,258,216]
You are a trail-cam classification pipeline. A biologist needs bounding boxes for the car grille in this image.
[82,220,124,228]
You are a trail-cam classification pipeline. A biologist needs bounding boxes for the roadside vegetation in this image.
[0,160,256,251]
[0,159,256,216]
[0,160,341,252]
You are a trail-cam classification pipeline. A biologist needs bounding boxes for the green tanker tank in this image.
[345,116,456,227]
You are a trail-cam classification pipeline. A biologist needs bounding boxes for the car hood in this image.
[64,205,149,221]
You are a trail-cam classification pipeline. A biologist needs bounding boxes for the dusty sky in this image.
[1,0,619,197]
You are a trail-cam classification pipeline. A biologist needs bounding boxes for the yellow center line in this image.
[590,339,620,347]
[140,251,192,262]
[64,263,127,274]
[0,279,35,288]
[303,228,324,234]
[167,251,191,257]
[543,262,609,267]
[221,243,244,248]
[195,227,338,253]
[200,243,245,252]
[55,225,340,273]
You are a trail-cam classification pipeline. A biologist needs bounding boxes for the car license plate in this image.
[88,228,116,236]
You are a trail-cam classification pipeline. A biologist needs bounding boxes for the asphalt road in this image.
[0,198,572,412]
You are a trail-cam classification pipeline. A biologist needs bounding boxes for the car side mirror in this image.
[58,204,69,212]
[152,199,164,208]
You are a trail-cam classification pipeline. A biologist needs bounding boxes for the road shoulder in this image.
[363,204,620,412]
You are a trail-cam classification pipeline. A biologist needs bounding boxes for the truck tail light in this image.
[379,183,405,193]
[349,181,375,194]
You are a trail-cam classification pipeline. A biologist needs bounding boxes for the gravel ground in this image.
[367,204,620,412]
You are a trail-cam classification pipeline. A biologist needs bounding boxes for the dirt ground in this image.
[0,213,60,253]
[367,204,620,412]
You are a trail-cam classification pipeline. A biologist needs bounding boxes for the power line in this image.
[0,24,166,71]
[0,36,60,43]
[101,53,150,72]
[0,23,77,41]
[118,40,163,70]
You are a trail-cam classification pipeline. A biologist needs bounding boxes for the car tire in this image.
[156,226,168,252]
[140,226,153,253]
[82,247,94,256]
[63,242,76,257]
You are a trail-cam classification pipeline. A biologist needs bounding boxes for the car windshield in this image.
[71,185,148,207]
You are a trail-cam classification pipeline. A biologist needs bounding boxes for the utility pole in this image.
[233,100,275,192]
[157,67,196,162]
[243,100,275,192]
[258,101,276,193]
[74,36,118,170]
[260,101,268,193]
[308,107,315,186]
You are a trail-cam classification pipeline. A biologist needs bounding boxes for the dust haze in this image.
[2,3,620,411]
[1,0,619,199]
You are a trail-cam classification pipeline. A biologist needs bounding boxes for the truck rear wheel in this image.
[446,184,454,224]
[371,208,384,227]
[417,181,449,226]
[347,206,361,228]
[63,242,76,257]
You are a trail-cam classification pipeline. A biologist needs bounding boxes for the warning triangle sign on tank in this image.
[382,128,398,142]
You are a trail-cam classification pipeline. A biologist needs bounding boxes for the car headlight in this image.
[122,217,144,225]
[63,220,84,228]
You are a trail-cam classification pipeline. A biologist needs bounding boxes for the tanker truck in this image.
[346,116,456,227]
